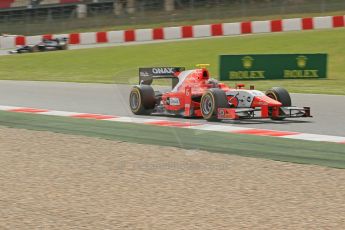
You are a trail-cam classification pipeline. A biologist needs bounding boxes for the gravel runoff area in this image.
[1,127,345,229]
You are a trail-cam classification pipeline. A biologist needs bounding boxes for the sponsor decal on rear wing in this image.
[139,67,185,88]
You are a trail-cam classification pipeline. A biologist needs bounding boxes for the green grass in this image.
[0,110,344,169]
[1,28,345,94]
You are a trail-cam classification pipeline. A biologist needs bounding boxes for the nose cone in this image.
[252,95,282,107]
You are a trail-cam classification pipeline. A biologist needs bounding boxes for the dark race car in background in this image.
[129,65,312,121]
[9,38,68,54]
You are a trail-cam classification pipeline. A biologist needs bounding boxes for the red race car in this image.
[129,65,311,121]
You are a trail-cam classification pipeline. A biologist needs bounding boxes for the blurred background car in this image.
[9,37,68,53]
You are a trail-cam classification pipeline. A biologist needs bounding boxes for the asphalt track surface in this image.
[0,80,344,137]
[0,36,220,56]
[0,43,138,56]
[0,34,250,56]
[0,42,169,56]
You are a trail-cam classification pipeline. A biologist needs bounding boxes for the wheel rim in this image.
[266,92,277,101]
[201,94,214,116]
[130,91,140,111]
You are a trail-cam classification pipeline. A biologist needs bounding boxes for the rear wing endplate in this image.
[139,67,185,88]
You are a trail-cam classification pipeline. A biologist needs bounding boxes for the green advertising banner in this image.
[219,54,327,80]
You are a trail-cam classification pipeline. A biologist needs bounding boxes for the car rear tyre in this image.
[38,46,45,52]
[200,89,228,121]
[30,46,38,53]
[60,44,68,50]
[265,87,291,120]
[129,85,156,115]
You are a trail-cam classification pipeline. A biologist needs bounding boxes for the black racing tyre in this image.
[129,85,155,115]
[38,46,46,52]
[200,88,228,121]
[265,87,291,120]
[60,44,68,50]
[30,46,38,53]
[265,87,291,106]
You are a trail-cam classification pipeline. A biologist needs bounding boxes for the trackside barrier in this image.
[0,15,344,49]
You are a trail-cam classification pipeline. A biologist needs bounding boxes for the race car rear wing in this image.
[139,67,185,88]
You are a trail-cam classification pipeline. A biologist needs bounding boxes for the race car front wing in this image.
[217,106,311,120]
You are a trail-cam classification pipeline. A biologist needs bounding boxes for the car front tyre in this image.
[265,87,291,120]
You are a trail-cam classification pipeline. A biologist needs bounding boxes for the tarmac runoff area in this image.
[0,42,163,56]
[0,80,344,137]
[0,34,248,56]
